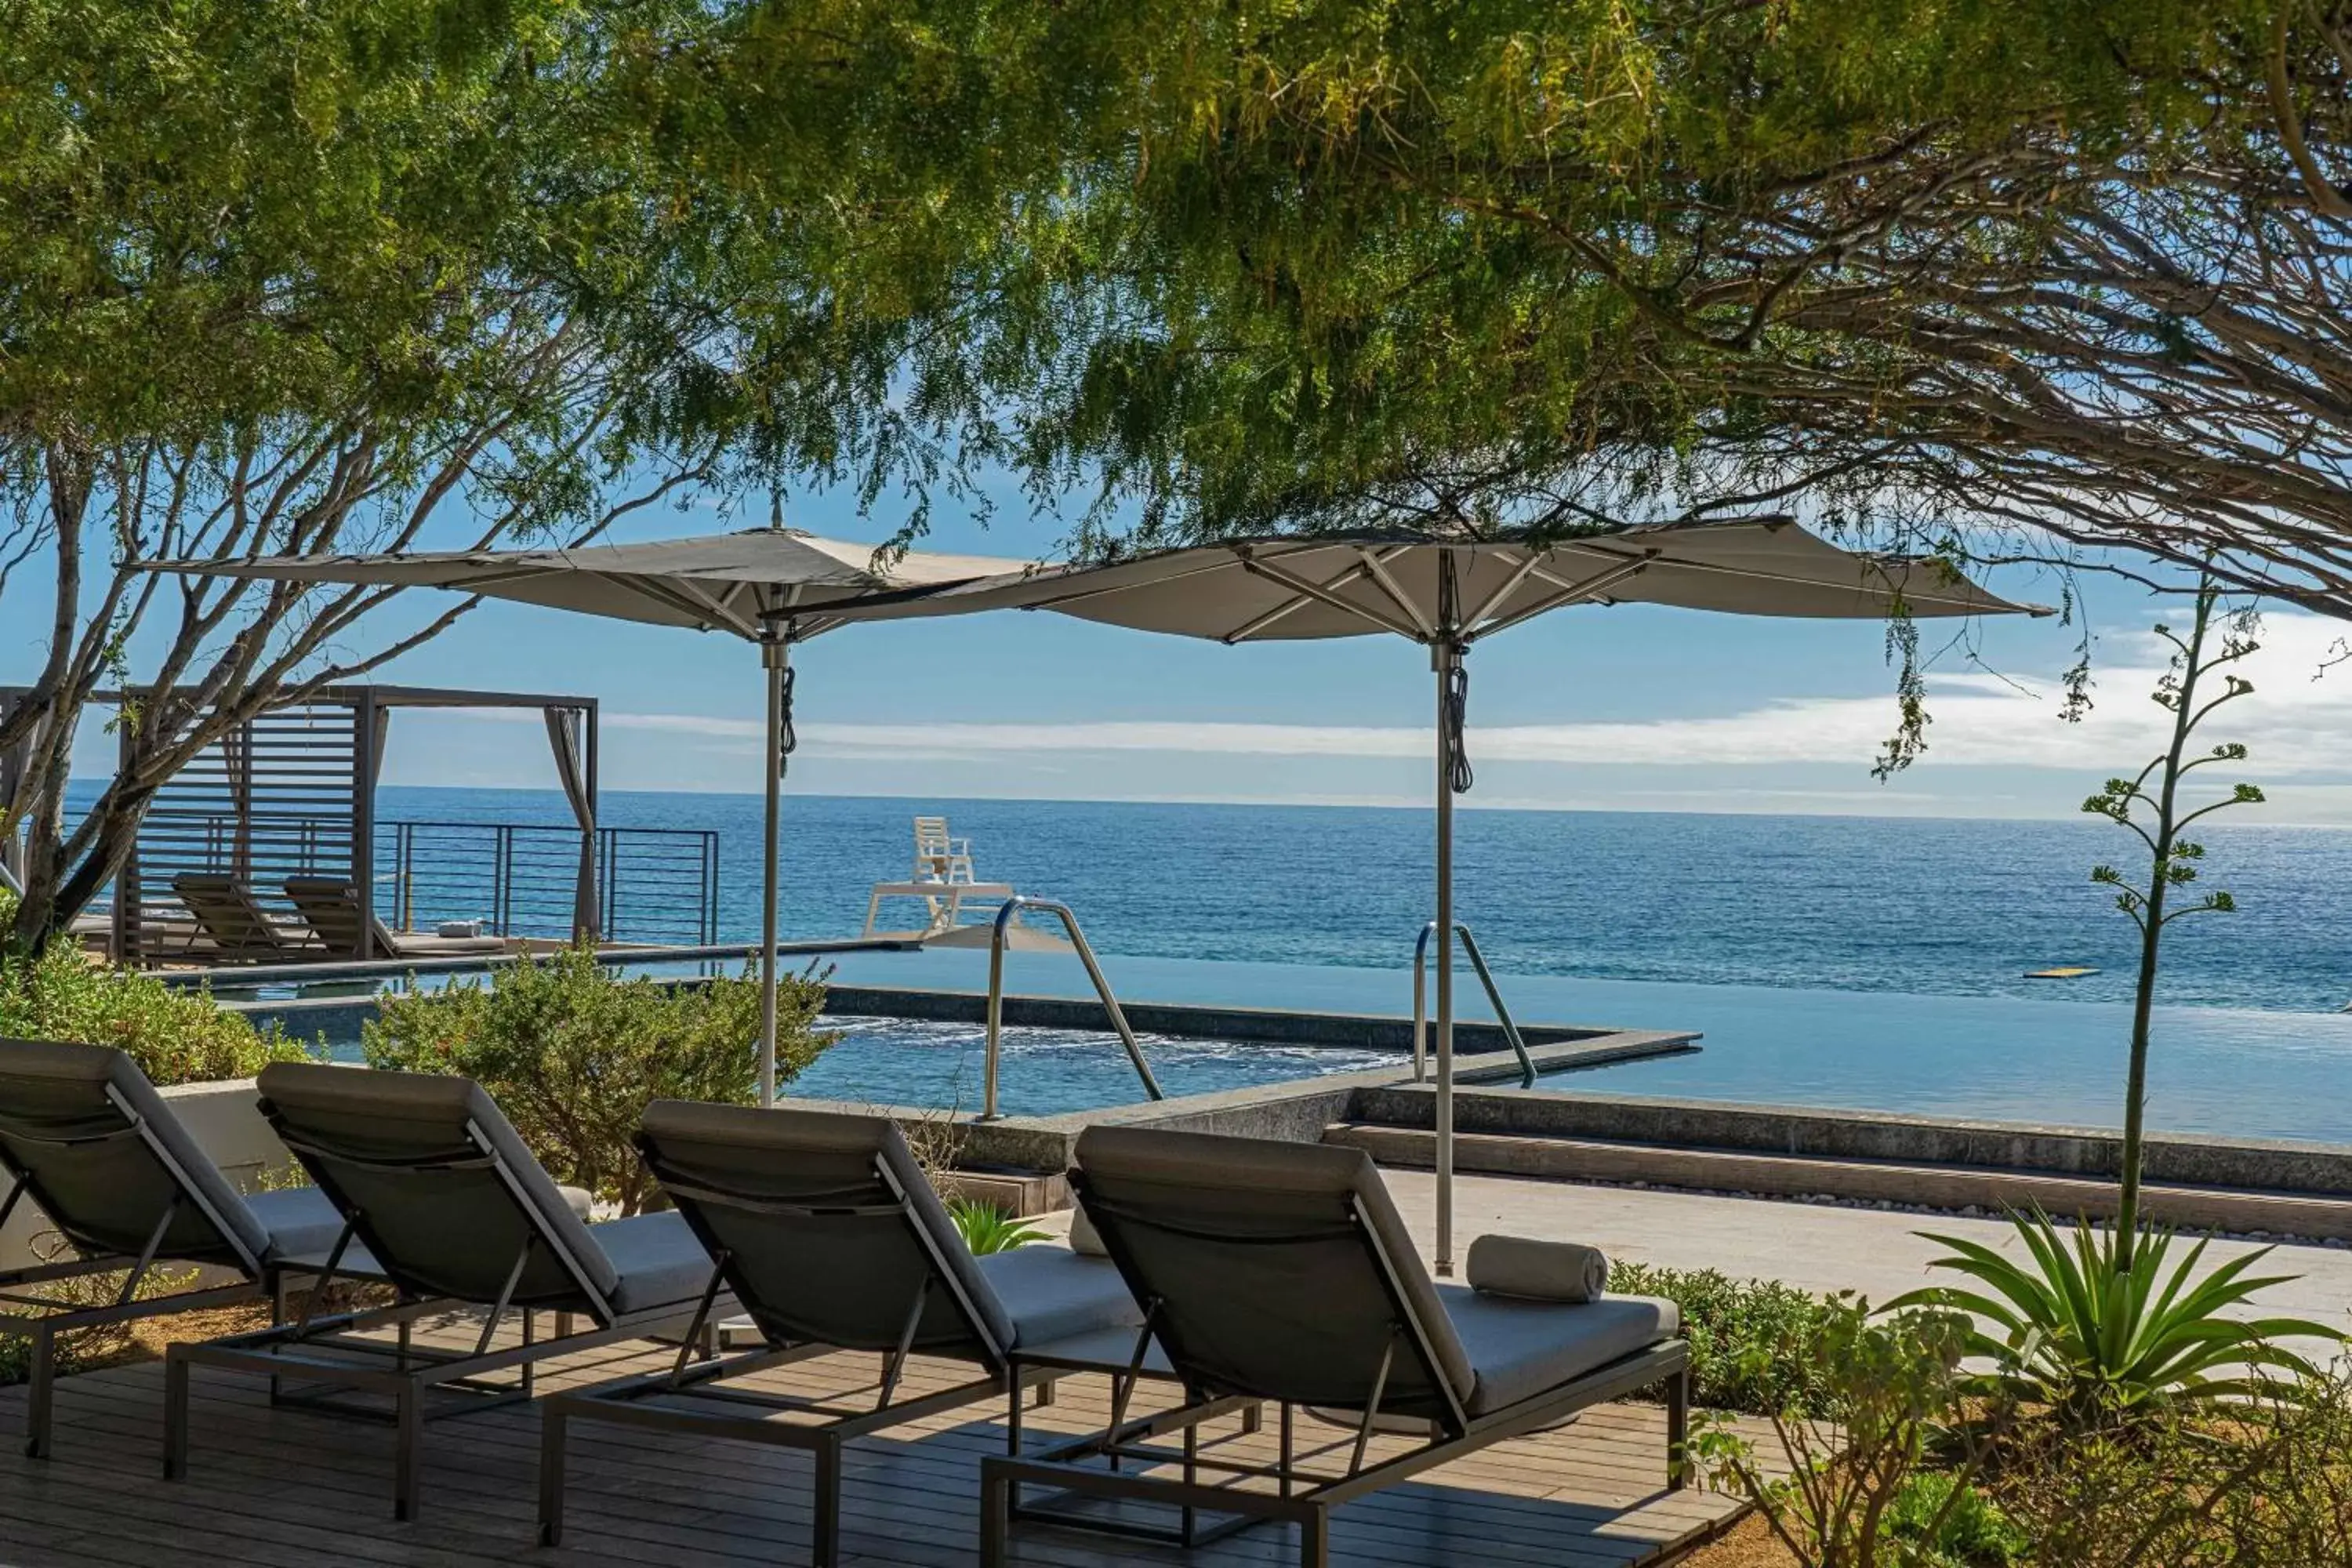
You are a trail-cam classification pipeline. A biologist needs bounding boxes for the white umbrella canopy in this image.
[176,527,1033,637]
[140,526,1041,1104]
[856,517,2026,637]
[856,517,2045,1272]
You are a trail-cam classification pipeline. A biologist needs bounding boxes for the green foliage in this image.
[0,943,307,1086]
[1694,1298,1986,1568]
[1994,1363,2352,1567]
[1610,1261,1840,1417]
[1885,1473,2025,1568]
[947,1198,1046,1256]
[1890,1211,2340,1419]
[362,946,835,1215]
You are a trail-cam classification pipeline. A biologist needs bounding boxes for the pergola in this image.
[0,684,600,966]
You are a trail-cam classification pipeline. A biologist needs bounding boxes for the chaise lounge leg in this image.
[393,1379,423,1521]
[162,1348,191,1480]
[812,1433,842,1568]
[538,1404,568,1546]
[1666,1366,1690,1493]
[24,1322,55,1459]
[1298,1504,1330,1568]
[979,1465,1011,1568]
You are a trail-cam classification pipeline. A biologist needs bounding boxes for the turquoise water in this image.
[208,787,2352,1139]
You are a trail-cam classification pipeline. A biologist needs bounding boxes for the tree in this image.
[825,0,2352,624]
[0,0,1009,953]
[2082,583,2263,1258]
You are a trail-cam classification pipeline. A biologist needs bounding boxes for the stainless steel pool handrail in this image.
[981,897,1164,1120]
[1413,922,1537,1088]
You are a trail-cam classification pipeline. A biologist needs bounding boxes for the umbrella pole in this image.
[1433,637,1461,1277]
[758,640,789,1107]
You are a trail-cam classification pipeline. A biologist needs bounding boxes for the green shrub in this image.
[1886,1472,2025,1567]
[1994,1363,2352,1567]
[1694,1298,1985,1568]
[363,945,835,1214]
[1611,1261,1841,1417]
[1890,1210,2340,1420]
[0,942,308,1087]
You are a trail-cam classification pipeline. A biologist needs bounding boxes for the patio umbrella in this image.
[861,517,2042,1271]
[140,525,1036,1105]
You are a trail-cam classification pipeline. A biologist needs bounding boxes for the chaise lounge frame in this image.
[165,1071,722,1519]
[539,1105,1160,1568]
[981,1152,1690,1568]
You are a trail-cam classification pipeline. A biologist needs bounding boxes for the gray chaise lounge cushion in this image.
[0,1038,342,1272]
[257,1063,706,1321]
[975,1245,1142,1347]
[1442,1288,1679,1414]
[1074,1126,1677,1425]
[639,1099,1137,1362]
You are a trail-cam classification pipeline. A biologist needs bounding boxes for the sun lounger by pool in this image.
[0,1037,361,1457]
[982,1127,1690,1567]
[280,876,510,960]
[164,1062,721,1519]
[170,873,316,961]
[539,1102,1147,1568]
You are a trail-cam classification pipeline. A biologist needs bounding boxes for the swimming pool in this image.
[791,1016,1394,1118]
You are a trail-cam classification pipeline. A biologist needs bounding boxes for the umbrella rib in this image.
[1226,548,1397,642]
[1236,554,1428,642]
[652,575,763,639]
[1465,550,1548,630]
[575,571,755,637]
[1466,555,1656,644]
[1356,548,1433,637]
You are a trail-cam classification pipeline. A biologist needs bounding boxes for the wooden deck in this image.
[0,1328,1766,1567]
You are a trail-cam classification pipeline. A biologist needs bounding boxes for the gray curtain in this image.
[545,707,600,942]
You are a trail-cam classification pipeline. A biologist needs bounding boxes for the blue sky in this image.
[16,469,2352,822]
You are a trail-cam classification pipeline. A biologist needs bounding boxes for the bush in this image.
[363,945,835,1214]
[1890,1210,2339,1420]
[1694,1298,1987,1568]
[1612,1261,1842,1417]
[1886,1472,2025,1567]
[0,940,308,1087]
[1994,1359,2352,1567]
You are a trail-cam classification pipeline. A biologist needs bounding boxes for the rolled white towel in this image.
[1466,1234,1610,1303]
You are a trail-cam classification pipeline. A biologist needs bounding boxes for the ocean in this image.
[360,786,2352,1143]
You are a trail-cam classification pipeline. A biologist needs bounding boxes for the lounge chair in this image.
[0,1037,360,1457]
[164,1062,722,1519]
[280,876,508,960]
[170,872,314,961]
[539,1102,1149,1568]
[980,1127,1691,1568]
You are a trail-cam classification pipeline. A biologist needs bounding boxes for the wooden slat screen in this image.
[121,704,360,965]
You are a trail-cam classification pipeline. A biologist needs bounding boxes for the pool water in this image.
[789,1016,1394,1118]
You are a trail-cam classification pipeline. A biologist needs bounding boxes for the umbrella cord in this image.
[776,665,798,775]
[1436,554,1473,795]
[1444,661,1472,794]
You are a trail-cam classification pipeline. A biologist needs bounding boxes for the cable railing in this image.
[379,820,719,948]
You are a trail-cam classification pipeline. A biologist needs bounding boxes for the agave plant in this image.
[948,1196,1047,1256]
[1889,1210,2342,1418]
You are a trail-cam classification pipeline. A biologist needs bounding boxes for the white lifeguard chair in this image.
[862,815,1016,937]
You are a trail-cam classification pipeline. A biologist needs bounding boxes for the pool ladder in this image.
[979,896,1164,1120]
[1414,922,1537,1089]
